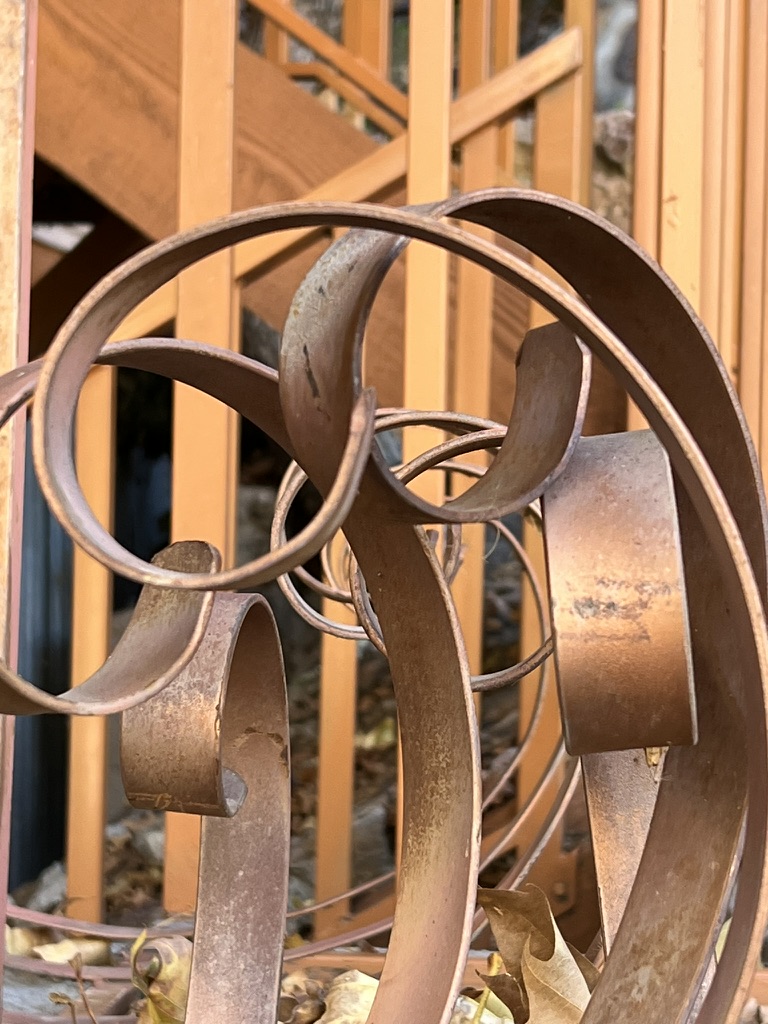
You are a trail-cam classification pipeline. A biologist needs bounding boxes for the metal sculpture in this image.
[0,188,766,1024]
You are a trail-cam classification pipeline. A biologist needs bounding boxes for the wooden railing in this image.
[58,0,593,934]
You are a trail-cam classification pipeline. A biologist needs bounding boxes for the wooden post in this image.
[633,0,663,263]
[659,2,705,314]
[65,368,115,922]
[311,3,392,938]
[628,0,663,432]
[453,0,494,689]
[263,0,288,65]
[516,2,592,908]
[314,541,357,936]
[402,0,453,491]
[164,0,239,913]
[740,0,767,464]
[715,1,746,387]
[531,1,592,216]
[343,0,390,76]
[699,0,745,388]
[397,0,454,859]
[633,1,709,417]
[492,0,519,181]
[0,0,36,973]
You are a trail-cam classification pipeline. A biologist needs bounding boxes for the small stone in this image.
[131,821,165,867]
[741,998,759,1023]
[25,861,66,913]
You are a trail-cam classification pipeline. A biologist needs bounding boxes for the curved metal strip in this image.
[0,528,216,715]
[31,202,586,584]
[443,322,589,519]
[580,748,666,954]
[542,430,696,754]
[448,190,767,588]
[122,594,290,1024]
[279,227,590,525]
[0,340,294,713]
[0,337,375,596]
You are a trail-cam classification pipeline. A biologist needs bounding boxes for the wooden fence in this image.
[51,0,593,929]
[632,0,759,436]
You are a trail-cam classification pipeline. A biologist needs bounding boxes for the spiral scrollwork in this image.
[1,189,766,1024]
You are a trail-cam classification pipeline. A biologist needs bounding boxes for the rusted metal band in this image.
[122,592,290,1024]
[542,430,696,754]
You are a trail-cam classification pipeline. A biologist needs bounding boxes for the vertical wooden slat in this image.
[700,1,728,351]
[164,0,239,913]
[740,1,767,457]
[633,0,663,262]
[759,55,768,468]
[628,0,663,432]
[717,1,745,386]
[566,0,594,207]
[516,5,590,903]
[659,2,705,313]
[397,0,454,858]
[453,0,494,685]
[0,0,36,976]
[66,367,115,922]
[314,564,357,934]
[264,0,289,65]
[700,0,745,385]
[492,0,519,181]
[343,0,390,75]
[402,0,453,491]
[311,4,392,937]
[529,0,593,219]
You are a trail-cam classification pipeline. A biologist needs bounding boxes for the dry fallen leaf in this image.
[477,885,596,1024]
[280,970,326,1023]
[32,938,111,966]
[306,968,516,1024]
[315,970,378,1024]
[449,993,512,1023]
[716,919,732,965]
[5,924,48,957]
[355,717,397,751]
[131,932,192,1024]
[522,932,589,1024]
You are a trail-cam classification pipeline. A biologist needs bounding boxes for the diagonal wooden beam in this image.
[254,0,407,120]
[109,26,583,348]
[284,61,404,138]
[36,0,377,241]
[233,27,582,281]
